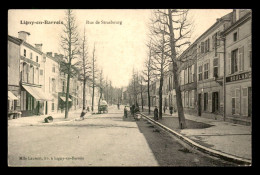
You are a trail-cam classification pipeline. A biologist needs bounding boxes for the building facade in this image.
[8,35,21,113]
[196,12,233,120]
[222,10,252,125]
[178,43,198,116]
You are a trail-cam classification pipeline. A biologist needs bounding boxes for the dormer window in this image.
[24,49,26,57]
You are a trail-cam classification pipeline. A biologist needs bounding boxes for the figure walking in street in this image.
[163,105,166,114]
[124,106,128,118]
[154,106,159,121]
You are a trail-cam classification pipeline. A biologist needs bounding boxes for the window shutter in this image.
[191,65,194,82]
[208,92,212,112]
[241,87,248,116]
[235,88,241,115]
[228,52,231,74]
[208,38,210,51]
[239,46,244,71]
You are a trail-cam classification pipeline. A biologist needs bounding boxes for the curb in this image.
[140,113,251,166]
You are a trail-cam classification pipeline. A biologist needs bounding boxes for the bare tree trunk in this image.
[168,9,187,129]
[83,79,86,110]
[159,76,163,119]
[148,80,151,115]
[65,63,71,119]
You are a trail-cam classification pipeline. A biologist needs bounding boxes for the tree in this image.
[78,26,91,116]
[149,19,171,120]
[151,9,192,129]
[137,73,145,112]
[97,69,104,112]
[142,40,154,115]
[60,9,80,119]
[90,43,99,112]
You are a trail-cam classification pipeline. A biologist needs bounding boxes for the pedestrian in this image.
[154,106,159,120]
[124,106,128,118]
[163,106,166,114]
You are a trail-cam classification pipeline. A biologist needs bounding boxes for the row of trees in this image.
[127,9,193,129]
[59,9,122,119]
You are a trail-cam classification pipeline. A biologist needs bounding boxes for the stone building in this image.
[222,9,252,125]
[196,12,233,120]
[8,35,21,113]
[12,31,53,117]
[178,43,198,116]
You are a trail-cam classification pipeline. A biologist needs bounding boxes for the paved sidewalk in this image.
[141,106,251,161]
[8,109,94,127]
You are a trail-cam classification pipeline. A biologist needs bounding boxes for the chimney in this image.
[35,44,43,52]
[46,52,53,57]
[18,31,30,41]
[235,9,240,21]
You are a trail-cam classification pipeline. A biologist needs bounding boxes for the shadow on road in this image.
[135,118,235,167]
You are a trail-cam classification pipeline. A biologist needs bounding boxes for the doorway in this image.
[198,93,202,116]
[212,92,219,113]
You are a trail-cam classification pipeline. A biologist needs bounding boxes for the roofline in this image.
[8,35,43,55]
[8,35,23,45]
[221,11,251,36]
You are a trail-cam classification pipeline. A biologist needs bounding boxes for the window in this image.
[52,102,55,111]
[231,88,241,115]
[204,63,209,80]
[36,56,38,62]
[40,69,43,75]
[188,66,192,83]
[204,38,210,52]
[62,81,65,92]
[30,53,32,59]
[201,42,205,53]
[204,93,208,111]
[198,65,203,81]
[241,87,248,116]
[233,32,238,42]
[213,58,218,78]
[239,46,244,71]
[52,65,55,73]
[24,49,26,57]
[185,91,189,107]
[231,49,238,74]
[52,78,56,92]
[191,65,194,83]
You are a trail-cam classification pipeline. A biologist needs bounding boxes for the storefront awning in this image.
[60,96,72,102]
[8,91,18,100]
[22,85,53,101]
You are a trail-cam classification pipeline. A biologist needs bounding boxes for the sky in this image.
[8,9,233,88]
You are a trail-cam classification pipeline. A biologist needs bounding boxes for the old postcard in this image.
[8,9,252,167]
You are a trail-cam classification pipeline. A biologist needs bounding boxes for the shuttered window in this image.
[241,87,248,116]
[208,92,212,112]
[198,65,203,81]
[235,88,241,115]
[239,46,244,71]
[231,89,236,115]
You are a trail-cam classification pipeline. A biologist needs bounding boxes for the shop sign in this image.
[226,72,251,83]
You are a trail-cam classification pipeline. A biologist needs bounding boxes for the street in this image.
[8,106,235,167]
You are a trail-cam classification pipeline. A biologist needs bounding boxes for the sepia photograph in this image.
[7,9,252,167]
